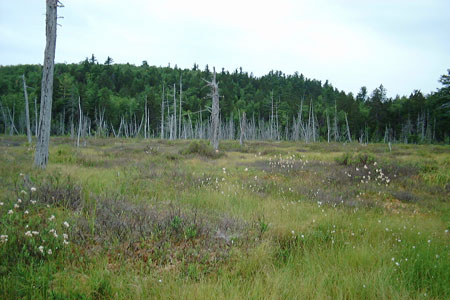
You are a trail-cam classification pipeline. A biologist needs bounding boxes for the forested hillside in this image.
[1,57,449,143]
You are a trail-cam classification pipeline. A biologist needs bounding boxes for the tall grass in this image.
[0,136,448,299]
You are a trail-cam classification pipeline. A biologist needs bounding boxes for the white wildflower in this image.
[63,240,69,245]
[24,210,29,215]
[0,202,3,206]
[47,249,52,255]
[14,203,20,209]
[32,231,39,235]
[25,231,33,237]
[30,187,37,192]
[20,190,27,195]
[244,168,248,172]
[30,200,36,204]
[63,233,68,240]
[48,215,55,221]
[8,210,13,215]
[38,245,44,254]
[17,198,22,203]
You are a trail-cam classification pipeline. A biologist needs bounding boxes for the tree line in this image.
[1,56,449,144]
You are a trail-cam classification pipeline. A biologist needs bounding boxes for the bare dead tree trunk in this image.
[173,84,177,139]
[22,75,32,143]
[240,111,246,146]
[179,75,182,139]
[34,0,58,169]
[144,95,147,139]
[161,84,164,139]
[34,96,38,136]
[326,110,330,143]
[270,91,274,140]
[333,101,339,142]
[77,97,82,148]
[345,112,352,142]
[206,68,220,150]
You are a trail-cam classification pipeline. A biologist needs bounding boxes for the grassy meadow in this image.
[0,136,449,299]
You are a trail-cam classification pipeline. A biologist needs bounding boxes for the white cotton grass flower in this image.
[25,231,33,237]
[30,200,36,204]
[48,215,55,221]
[8,210,13,215]
[17,198,22,203]
[24,210,29,215]
[63,221,69,228]
[1,235,9,243]
[38,245,44,254]
[30,187,37,192]
[63,240,69,245]
[14,204,20,209]
[0,202,3,206]
[63,233,68,240]
[244,168,248,172]
[20,190,27,195]
[32,231,39,235]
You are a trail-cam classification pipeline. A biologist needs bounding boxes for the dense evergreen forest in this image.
[1,56,449,143]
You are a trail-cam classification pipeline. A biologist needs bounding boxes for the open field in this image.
[1,136,449,299]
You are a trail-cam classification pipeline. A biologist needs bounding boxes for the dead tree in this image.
[173,84,177,139]
[77,97,82,148]
[161,84,165,139]
[144,95,148,139]
[205,68,220,150]
[333,101,339,142]
[22,75,32,143]
[179,75,182,139]
[34,96,38,136]
[326,110,330,143]
[345,112,352,142]
[34,0,60,169]
[240,111,246,146]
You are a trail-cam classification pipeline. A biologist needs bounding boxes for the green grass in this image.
[0,136,449,299]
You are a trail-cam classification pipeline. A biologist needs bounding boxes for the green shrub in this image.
[180,141,224,159]
[335,152,376,166]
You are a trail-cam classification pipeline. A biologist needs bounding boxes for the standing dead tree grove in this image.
[34,0,61,169]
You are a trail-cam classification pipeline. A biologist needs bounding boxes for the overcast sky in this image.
[1,0,449,97]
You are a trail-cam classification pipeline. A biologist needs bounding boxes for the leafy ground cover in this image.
[1,136,449,299]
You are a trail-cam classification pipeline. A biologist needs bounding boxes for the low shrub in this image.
[180,141,224,159]
[335,152,376,166]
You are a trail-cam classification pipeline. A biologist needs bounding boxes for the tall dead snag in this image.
[34,0,59,169]
[345,112,352,142]
[22,74,32,143]
[240,111,246,146]
[179,75,182,139]
[77,96,82,148]
[205,67,220,150]
[161,83,165,139]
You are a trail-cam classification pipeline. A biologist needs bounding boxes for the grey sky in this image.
[1,0,449,98]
